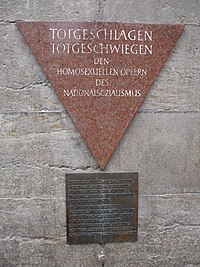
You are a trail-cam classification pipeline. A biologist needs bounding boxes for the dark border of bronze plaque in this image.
[66,172,138,245]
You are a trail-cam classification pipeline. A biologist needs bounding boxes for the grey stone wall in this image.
[0,0,199,266]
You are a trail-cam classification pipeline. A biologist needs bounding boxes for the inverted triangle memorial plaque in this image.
[17,21,184,169]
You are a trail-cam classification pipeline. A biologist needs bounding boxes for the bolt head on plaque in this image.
[17,21,184,169]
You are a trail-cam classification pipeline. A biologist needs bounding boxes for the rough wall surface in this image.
[0,0,199,266]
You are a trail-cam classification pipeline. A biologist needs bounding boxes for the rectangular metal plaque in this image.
[66,172,138,245]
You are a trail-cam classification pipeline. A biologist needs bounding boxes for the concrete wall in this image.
[0,0,200,266]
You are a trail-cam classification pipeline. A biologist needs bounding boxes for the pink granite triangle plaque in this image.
[17,21,184,169]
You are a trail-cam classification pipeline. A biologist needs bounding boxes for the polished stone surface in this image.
[17,21,184,169]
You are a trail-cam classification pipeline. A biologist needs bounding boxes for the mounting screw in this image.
[98,251,106,267]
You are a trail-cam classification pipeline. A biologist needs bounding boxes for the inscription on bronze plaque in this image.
[66,172,138,245]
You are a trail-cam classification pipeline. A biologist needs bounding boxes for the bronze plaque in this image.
[66,172,138,245]
[17,22,184,169]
